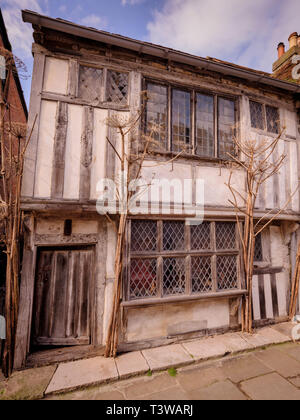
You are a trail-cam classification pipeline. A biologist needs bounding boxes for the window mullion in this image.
[191,90,195,155]
[211,222,217,292]
[214,95,218,158]
[157,221,163,297]
[185,222,191,295]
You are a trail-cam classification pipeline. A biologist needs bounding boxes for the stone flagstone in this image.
[116,351,150,378]
[46,356,118,395]
[142,344,193,371]
[182,336,228,361]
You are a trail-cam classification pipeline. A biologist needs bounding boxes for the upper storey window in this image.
[78,65,129,106]
[249,100,280,134]
[145,80,237,160]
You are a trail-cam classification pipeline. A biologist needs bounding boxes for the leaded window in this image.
[145,81,236,159]
[78,65,128,105]
[249,100,280,134]
[127,220,241,301]
[254,233,263,262]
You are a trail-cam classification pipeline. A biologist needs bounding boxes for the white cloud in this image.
[147,0,300,73]
[1,0,45,58]
[79,14,107,29]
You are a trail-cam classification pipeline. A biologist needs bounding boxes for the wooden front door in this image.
[32,247,94,347]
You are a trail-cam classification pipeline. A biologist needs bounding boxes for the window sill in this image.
[121,289,247,308]
[144,150,238,166]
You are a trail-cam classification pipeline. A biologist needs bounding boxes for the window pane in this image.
[172,89,191,153]
[196,93,214,157]
[254,233,263,262]
[163,257,186,296]
[78,65,102,103]
[106,70,128,104]
[130,258,157,299]
[191,256,212,293]
[217,255,238,290]
[146,83,168,150]
[191,222,211,250]
[131,220,157,252]
[218,98,235,159]
[250,100,264,130]
[163,221,185,251]
[266,105,279,134]
[216,222,236,250]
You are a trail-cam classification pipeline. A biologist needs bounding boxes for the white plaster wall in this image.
[72,220,98,234]
[281,108,297,138]
[36,219,64,235]
[63,104,83,200]
[34,100,57,198]
[289,141,299,212]
[90,108,108,200]
[125,299,230,342]
[102,222,117,344]
[43,57,69,95]
[196,166,245,208]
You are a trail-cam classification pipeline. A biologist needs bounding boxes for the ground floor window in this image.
[127,219,242,301]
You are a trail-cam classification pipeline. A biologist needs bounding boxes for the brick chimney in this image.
[273,32,300,83]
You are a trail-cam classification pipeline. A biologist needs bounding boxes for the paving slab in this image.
[142,344,192,371]
[45,356,118,395]
[0,365,56,400]
[241,327,289,348]
[139,386,189,401]
[278,343,300,363]
[271,322,295,339]
[177,365,226,392]
[220,332,253,353]
[123,373,176,399]
[254,347,300,378]
[182,336,228,361]
[289,377,300,388]
[240,372,300,400]
[116,351,150,379]
[188,379,247,400]
[46,388,125,400]
[220,354,272,383]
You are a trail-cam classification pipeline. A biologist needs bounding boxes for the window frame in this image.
[249,99,280,135]
[77,63,130,106]
[125,219,244,303]
[143,78,239,161]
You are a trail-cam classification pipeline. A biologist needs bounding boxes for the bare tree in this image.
[104,101,185,357]
[226,130,298,333]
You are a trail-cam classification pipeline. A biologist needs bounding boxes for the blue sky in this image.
[1,0,300,105]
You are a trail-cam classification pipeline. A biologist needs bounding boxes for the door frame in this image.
[30,245,96,349]
[14,216,107,370]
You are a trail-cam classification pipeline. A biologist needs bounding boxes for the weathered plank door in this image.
[32,247,94,346]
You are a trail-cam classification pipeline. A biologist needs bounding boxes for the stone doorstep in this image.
[44,322,296,397]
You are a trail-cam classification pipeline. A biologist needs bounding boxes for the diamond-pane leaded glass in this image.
[250,101,264,130]
[191,256,212,293]
[254,233,263,262]
[131,220,157,253]
[191,222,211,250]
[266,105,279,134]
[78,65,103,103]
[163,257,186,296]
[216,222,236,250]
[106,70,128,104]
[218,98,235,159]
[163,221,185,251]
[196,93,214,157]
[130,258,157,299]
[217,255,238,290]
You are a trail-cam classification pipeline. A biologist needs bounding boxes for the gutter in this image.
[22,9,300,95]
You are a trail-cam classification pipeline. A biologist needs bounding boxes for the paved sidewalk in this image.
[0,322,299,400]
